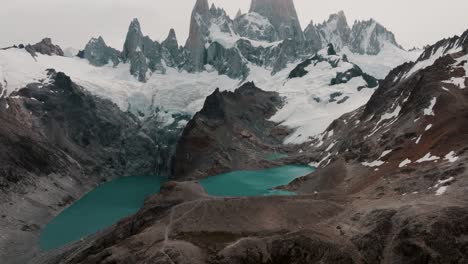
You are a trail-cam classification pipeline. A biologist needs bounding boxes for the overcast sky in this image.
[1,0,467,51]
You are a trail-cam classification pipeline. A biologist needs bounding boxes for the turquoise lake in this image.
[200,165,314,197]
[40,165,314,250]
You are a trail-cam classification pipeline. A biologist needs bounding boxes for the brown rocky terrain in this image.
[30,29,468,264]
[0,69,182,263]
[172,82,297,180]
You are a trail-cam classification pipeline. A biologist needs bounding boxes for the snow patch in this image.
[416,153,440,163]
[362,149,392,168]
[415,135,422,144]
[435,186,448,196]
[444,151,459,163]
[425,124,432,131]
[423,97,437,116]
[342,45,420,79]
[399,159,411,168]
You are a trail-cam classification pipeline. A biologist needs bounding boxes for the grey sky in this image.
[1,0,467,51]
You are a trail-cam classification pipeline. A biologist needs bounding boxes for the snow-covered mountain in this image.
[0,0,420,142]
[72,0,416,82]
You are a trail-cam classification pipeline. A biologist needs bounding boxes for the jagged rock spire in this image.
[123,18,143,62]
[235,9,242,19]
[349,18,401,55]
[185,0,211,72]
[249,0,304,41]
[315,11,351,51]
[80,36,120,67]
[163,28,178,46]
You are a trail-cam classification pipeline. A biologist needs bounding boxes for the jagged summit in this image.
[249,0,304,41]
[235,9,242,19]
[316,11,351,50]
[164,28,177,43]
[79,36,120,67]
[25,38,64,57]
[75,2,409,83]
[349,18,401,55]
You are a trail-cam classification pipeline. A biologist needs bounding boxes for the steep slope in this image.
[0,70,185,263]
[172,82,291,180]
[349,19,401,55]
[248,0,304,41]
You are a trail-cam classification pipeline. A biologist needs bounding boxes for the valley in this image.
[0,0,467,263]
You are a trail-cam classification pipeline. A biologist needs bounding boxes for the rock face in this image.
[184,0,211,72]
[161,29,184,68]
[234,12,278,42]
[172,82,289,179]
[304,11,403,55]
[122,18,166,82]
[0,70,183,263]
[24,38,64,57]
[249,0,304,41]
[349,19,401,55]
[78,36,121,66]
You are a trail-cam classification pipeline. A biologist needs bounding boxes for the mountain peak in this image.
[235,9,242,19]
[327,10,348,25]
[249,0,304,41]
[128,18,142,35]
[349,18,401,55]
[166,28,177,41]
[193,0,210,17]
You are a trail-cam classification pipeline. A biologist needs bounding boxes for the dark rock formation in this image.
[206,42,250,79]
[171,82,288,179]
[78,36,121,66]
[122,18,166,82]
[24,38,64,57]
[0,70,181,263]
[184,0,211,72]
[161,28,184,68]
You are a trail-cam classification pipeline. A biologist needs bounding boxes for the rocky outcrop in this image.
[316,11,352,51]
[249,0,304,41]
[78,36,121,66]
[184,0,211,72]
[206,42,249,79]
[171,82,289,180]
[0,70,184,263]
[24,38,64,57]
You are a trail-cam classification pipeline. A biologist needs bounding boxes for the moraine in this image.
[40,165,315,250]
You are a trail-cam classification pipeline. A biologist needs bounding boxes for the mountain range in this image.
[76,0,409,82]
